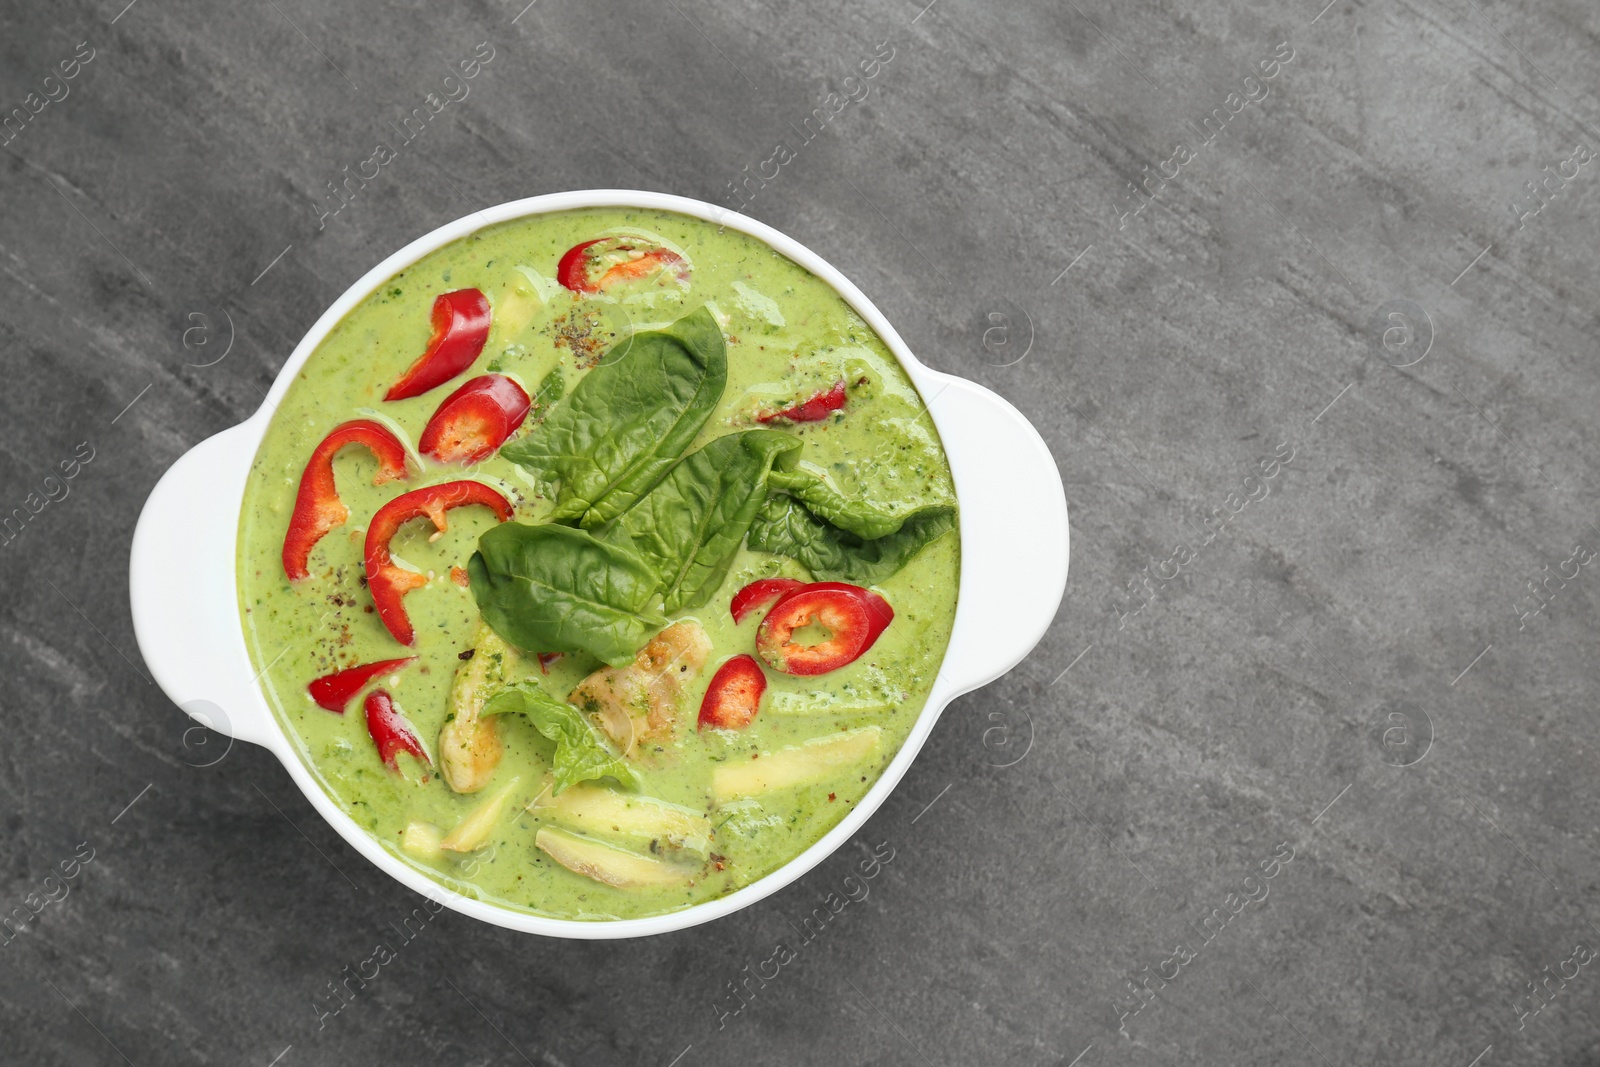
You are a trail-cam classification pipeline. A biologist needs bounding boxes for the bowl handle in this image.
[924,373,1070,696]
[129,420,285,752]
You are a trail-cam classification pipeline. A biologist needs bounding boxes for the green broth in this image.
[235,208,960,920]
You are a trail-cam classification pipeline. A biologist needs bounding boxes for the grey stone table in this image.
[3,0,1598,1063]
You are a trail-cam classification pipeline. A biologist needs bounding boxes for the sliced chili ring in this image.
[282,419,410,581]
[556,237,688,294]
[698,654,767,730]
[757,586,875,676]
[729,577,807,624]
[363,480,513,646]
[756,581,894,675]
[777,581,894,652]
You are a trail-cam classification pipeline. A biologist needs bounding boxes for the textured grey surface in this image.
[3,0,1599,1063]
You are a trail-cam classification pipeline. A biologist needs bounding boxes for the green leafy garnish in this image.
[483,684,637,794]
[747,495,956,582]
[613,429,802,612]
[475,302,948,661]
[500,307,727,528]
[532,366,564,409]
[766,463,921,540]
[469,523,664,666]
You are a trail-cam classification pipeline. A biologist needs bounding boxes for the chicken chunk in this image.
[438,625,518,794]
[568,621,711,757]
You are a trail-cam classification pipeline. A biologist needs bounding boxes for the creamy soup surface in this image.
[236,209,959,920]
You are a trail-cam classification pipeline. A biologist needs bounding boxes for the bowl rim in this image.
[135,189,1068,938]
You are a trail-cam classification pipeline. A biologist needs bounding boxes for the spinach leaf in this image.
[767,463,918,540]
[614,429,803,613]
[747,495,956,582]
[469,522,664,666]
[500,307,727,528]
[484,683,638,794]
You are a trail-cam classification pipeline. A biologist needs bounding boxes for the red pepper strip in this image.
[363,481,514,646]
[729,577,807,624]
[757,380,847,424]
[384,289,492,401]
[757,581,894,676]
[307,656,416,713]
[556,237,687,293]
[363,689,432,771]
[418,374,532,464]
[282,420,410,581]
[698,654,766,730]
[598,248,684,290]
[556,239,606,292]
[537,652,564,674]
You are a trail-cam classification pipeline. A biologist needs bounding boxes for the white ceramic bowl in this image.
[129,190,1068,939]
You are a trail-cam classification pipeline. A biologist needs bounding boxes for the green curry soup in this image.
[235,208,960,920]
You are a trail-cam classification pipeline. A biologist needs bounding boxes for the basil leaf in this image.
[469,522,664,667]
[614,429,803,613]
[484,684,637,794]
[767,463,917,540]
[500,307,727,528]
[747,495,956,582]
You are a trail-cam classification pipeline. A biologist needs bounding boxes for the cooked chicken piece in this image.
[568,621,711,757]
[438,625,518,794]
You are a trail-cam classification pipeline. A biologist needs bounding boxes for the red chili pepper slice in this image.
[698,654,767,730]
[756,581,894,676]
[363,689,431,771]
[418,374,532,464]
[600,248,684,288]
[384,289,493,401]
[556,237,688,293]
[791,582,894,650]
[307,656,416,713]
[282,420,410,581]
[758,380,847,424]
[537,652,564,674]
[363,481,514,646]
[729,577,807,624]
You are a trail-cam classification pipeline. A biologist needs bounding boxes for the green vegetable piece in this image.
[614,429,802,613]
[532,366,564,409]
[483,684,638,795]
[501,307,727,528]
[767,462,917,540]
[747,495,956,582]
[469,522,664,667]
